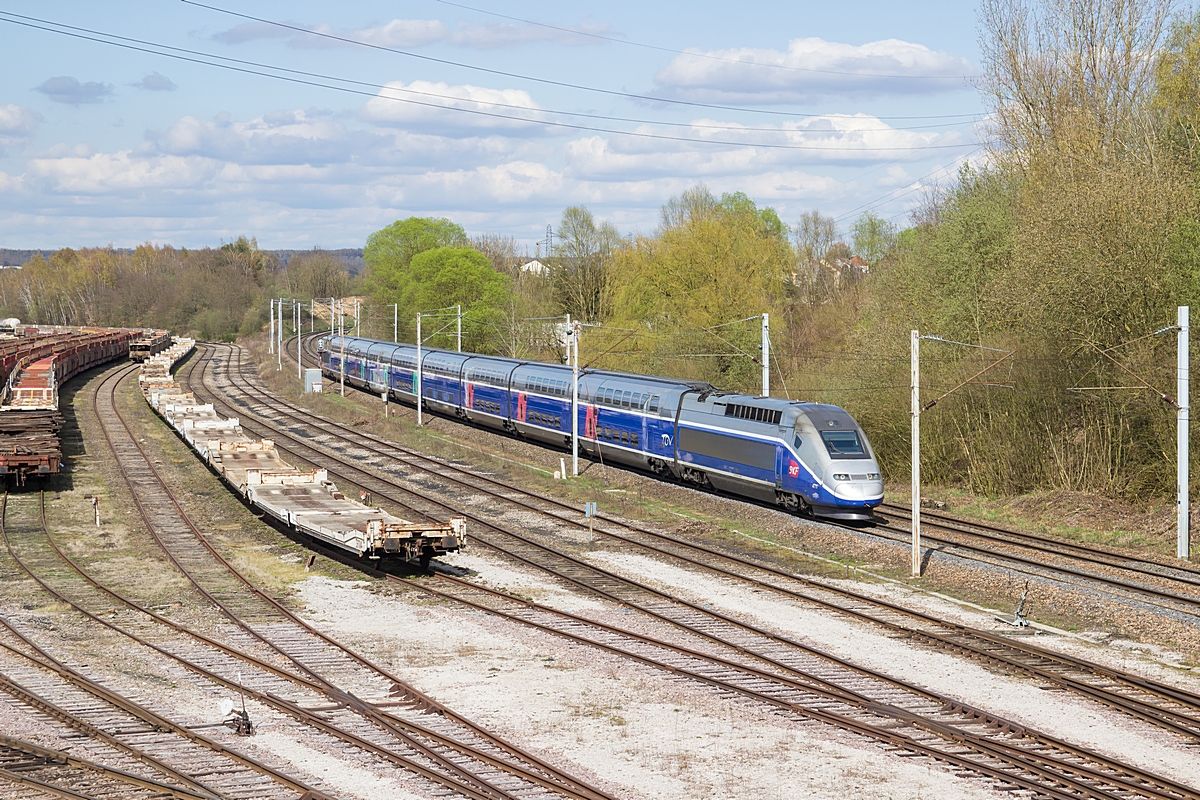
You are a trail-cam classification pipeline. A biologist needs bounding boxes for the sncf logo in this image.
[787,461,800,478]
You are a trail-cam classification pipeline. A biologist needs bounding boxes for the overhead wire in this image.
[0,13,983,153]
[436,0,978,81]
[181,0,981,121]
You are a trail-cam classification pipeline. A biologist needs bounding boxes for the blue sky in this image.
[0,1,984,249]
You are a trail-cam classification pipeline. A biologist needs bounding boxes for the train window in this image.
[620,431,628,444]
[820,430,869,459]
[631,432,639,446]
[622,391,631,408]
[649,396,660,412]
[794,436,802,450]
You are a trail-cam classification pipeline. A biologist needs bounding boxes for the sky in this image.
[0,1,986,250]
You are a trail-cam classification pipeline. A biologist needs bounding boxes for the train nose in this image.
[827,468,883,501]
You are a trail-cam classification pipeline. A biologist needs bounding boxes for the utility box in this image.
[305,368,323,393]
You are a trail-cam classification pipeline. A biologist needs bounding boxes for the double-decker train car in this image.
[320,335,883,521]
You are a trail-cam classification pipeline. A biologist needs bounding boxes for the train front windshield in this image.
[820,430,868,458]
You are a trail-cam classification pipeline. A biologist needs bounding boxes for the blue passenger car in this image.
[320,335,883,521]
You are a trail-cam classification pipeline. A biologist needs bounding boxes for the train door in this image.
[774,444,785,489]
[517,392,527,422]
[585,404,597,439]
[465,382,474,409]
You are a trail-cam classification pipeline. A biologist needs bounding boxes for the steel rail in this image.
[878,501,1200,584]
[0,590,320,798]
[149,350,616,800]
[199,343,1200,800]
[87,363,607,800]
[0,734,214,800]
[32,481,611,800]
[0,670,221,800]
[261,340,1200,738]
[286,333,1200,614]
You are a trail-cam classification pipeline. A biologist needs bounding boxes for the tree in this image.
[395,247,512,351]
[364,217,468,302]
[717,191,788,242]
[287,251,349,300]
[850,211,898,265]
[607,186,792,389]
[660,185,718,231]
[1154,10,1200,163]
[793,210,839,263]
[552,205,622,322]
[977,0,1173,167]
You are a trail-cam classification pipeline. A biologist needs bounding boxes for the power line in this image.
[0,10,970,136]
[436,0,979,81]
[181,0,982,122]
[0,13,984,154]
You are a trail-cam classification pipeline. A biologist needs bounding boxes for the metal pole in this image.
[269,299,275,354]
[309,300,313,334]
[911,329,921,577]
[572,319,579,476]
[277,298,283,370]
[416,313,423,426]
[339,299,346,397]
[393,303,398,343]
[1180,306,1191,560]
[456,304,462,352]
[761,312,770,397]
[296,300,303,382]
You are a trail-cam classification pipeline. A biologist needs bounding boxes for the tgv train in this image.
[319,335,884,521]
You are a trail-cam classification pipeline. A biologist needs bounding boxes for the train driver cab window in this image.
[820,430,868,458]
[794,435,803,450]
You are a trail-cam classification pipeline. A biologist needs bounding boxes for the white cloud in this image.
[0,105,42,138]
[211,17,611,51]
[0,96,971,246]
[654,37,970,102]
[361,81,547,133]
[448,22,614,50]
[25,151,219,194]
[301,19,449,49]
[211,22,292,44]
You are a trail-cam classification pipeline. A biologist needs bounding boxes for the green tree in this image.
[850,211,899,266]
[364,217,468,302]
[606,186,791,389]
[395,247,512,351]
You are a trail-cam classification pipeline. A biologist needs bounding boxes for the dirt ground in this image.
[4,353,1200,800]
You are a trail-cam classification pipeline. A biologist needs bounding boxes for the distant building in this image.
[520,258,549,276]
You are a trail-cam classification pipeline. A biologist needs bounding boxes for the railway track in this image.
[0,535,318,800]
[0,732,218,800]
[267,339,1200,743]
[289,332,1200,618]
[2,361,615,800]
[188,341,1200,798]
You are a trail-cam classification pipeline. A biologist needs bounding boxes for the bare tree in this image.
[472,233,525,278]
[977,0,1174,167]
[287,251,349,299]
[792,210,839,262]
[553,206,622,322]
[659,184,718,232]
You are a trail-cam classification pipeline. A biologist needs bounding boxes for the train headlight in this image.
[867,473,881,480]
[833,473,850,481]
